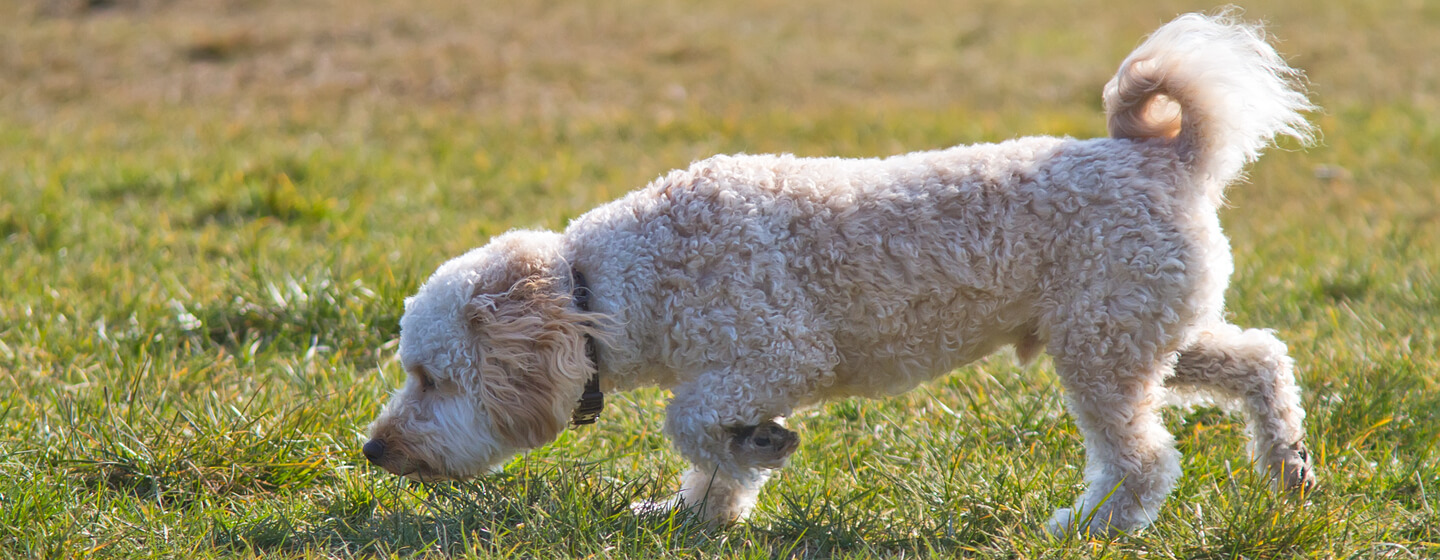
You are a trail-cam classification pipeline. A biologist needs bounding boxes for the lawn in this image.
[1,0,1437,558]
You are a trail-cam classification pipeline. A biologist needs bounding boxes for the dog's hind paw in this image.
[1045,507,1126,539]
[729,420,799,469]
[1045,508,1078,538]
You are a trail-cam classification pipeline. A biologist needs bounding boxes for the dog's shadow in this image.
[208,462,717,556]
[208,459,1026,556]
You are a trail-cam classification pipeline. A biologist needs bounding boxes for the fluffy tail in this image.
[1104,10,1316,198]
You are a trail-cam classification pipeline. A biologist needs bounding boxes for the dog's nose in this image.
[362,439,386,464]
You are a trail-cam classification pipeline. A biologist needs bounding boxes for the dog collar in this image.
[570,268,604,426]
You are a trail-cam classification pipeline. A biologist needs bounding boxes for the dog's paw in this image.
[1045,508,1079,539]
[630,497,683,517]
[1266,441,1317,494]
[1045,507,1124,539]
[729,421,799,469]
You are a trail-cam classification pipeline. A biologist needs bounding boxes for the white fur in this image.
[366,11,1316,537]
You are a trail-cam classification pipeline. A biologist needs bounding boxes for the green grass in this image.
[3,0,1438,557]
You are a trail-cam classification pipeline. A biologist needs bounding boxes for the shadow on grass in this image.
[1165,493,1333,559]
[52,397,353,509]
[757,486,1014,558]
[207,464,718,557]
[205,462,1030,558]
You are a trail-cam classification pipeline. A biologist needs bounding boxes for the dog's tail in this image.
[1104,10,1315,199]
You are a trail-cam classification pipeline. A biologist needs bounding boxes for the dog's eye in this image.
[414,366,438,392]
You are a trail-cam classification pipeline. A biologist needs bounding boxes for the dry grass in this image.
[6,0,1437,122]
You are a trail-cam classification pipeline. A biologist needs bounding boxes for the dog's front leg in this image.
[729,420,800,469]
[634,384,796,525]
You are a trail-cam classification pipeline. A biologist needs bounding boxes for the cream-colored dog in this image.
[365,11,1317,536]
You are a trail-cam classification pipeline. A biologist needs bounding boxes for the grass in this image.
[2,0,1438,557]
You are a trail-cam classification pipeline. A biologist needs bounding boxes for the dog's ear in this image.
[464,274,598,449]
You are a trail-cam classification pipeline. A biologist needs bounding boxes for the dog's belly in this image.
[823,340,1002,399]
[816,295,1039,400]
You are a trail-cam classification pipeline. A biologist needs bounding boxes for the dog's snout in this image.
[363,439,387,464]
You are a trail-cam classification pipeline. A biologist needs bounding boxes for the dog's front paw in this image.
[729,421,799,469]
[630,497,683,517]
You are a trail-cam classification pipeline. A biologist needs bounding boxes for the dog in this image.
[363,11,1317,536]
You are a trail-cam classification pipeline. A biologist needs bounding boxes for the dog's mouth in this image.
[389,456,483,482]
[366,442,459,482]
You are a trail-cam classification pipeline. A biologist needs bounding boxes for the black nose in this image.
[363,439,386,464]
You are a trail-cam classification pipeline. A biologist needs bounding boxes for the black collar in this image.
[569,268,604,426]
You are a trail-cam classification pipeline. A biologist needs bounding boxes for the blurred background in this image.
[6,1,1437,122]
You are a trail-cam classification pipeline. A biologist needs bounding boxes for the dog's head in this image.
[363,230,601,481]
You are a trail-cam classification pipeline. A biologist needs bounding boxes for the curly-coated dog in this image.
[364,12,1317,536]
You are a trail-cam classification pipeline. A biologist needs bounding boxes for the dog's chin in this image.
[369,453,449,482]
[383,459,470,483]
[389,453,511,482]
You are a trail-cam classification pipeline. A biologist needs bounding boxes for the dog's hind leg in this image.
[1168,324,1315,492]
[1042,289,1194,538]
[1046,350,1182,538]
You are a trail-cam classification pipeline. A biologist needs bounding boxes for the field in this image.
[2,0,1438,557]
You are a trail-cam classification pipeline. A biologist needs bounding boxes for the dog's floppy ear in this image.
[464,274,598,449]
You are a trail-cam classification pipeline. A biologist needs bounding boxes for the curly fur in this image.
[365,11,1317,537]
